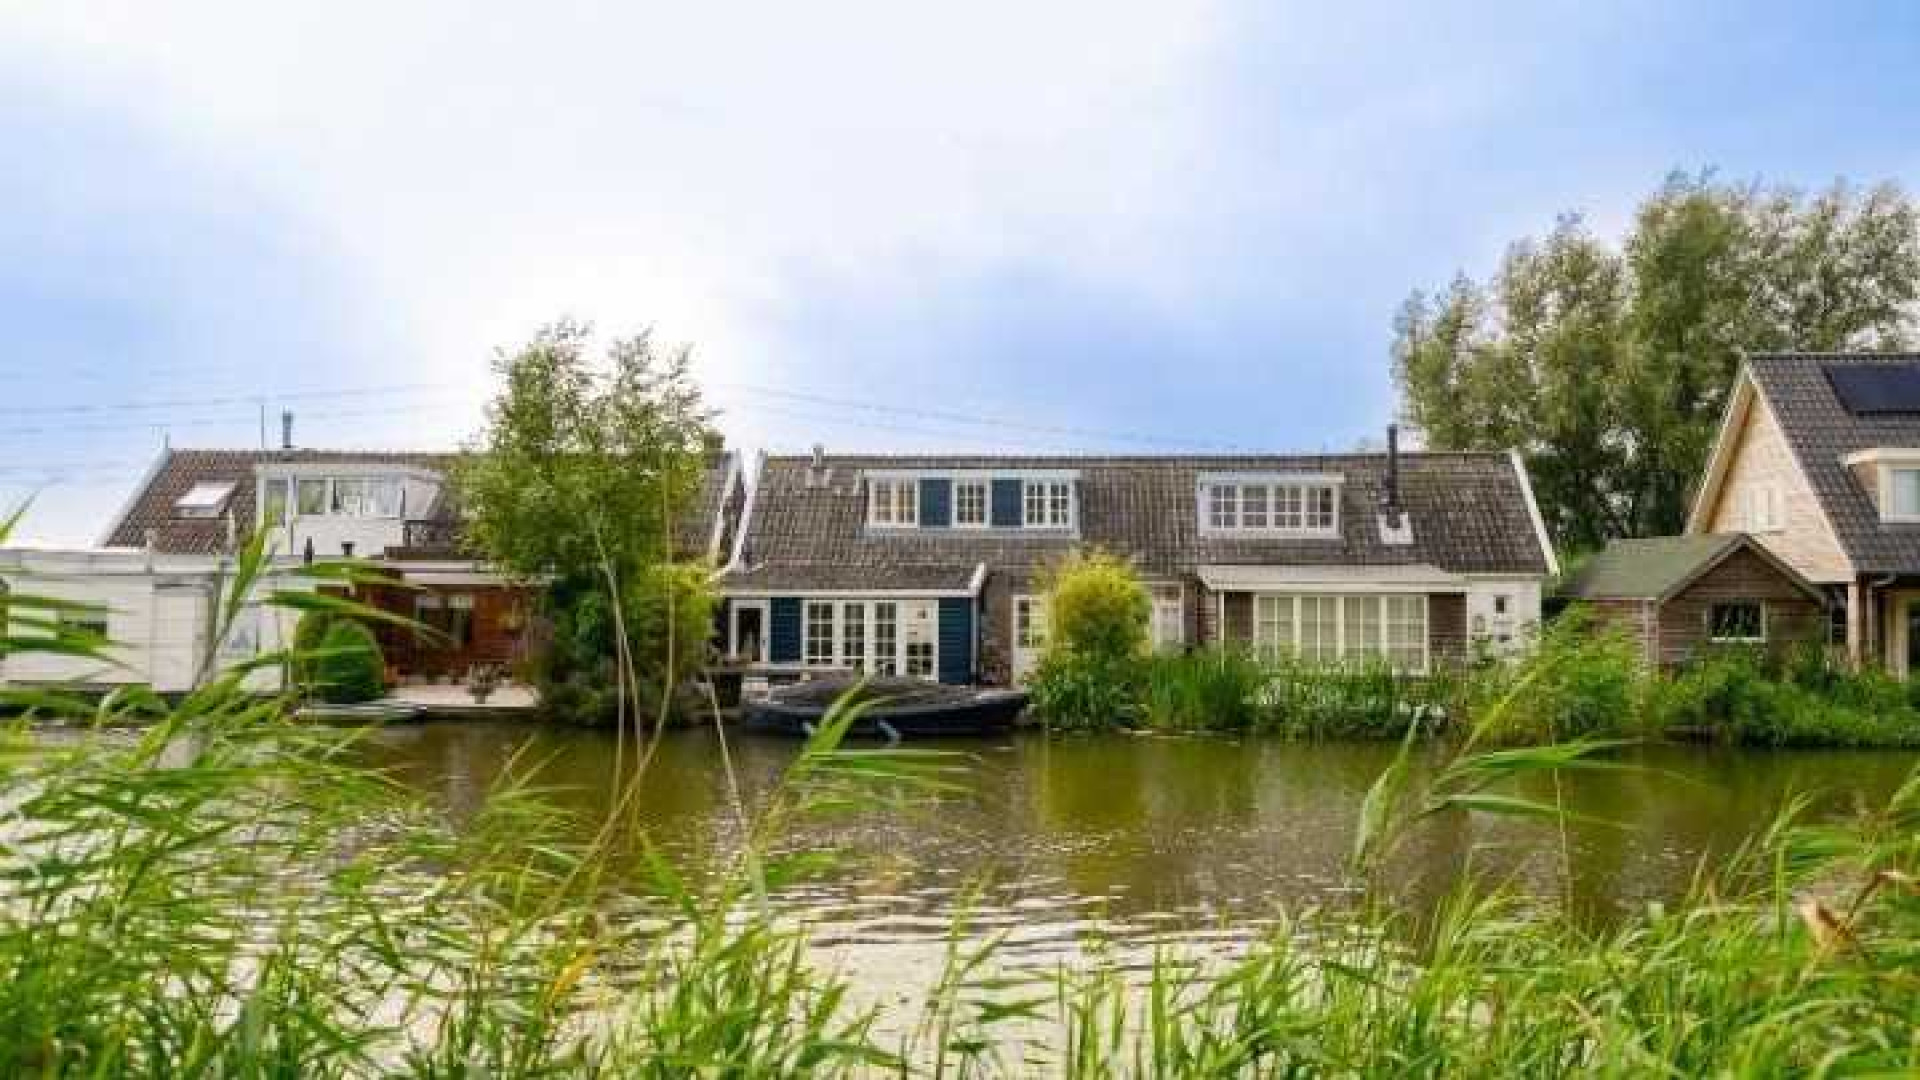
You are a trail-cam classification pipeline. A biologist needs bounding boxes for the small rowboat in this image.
[741,676,1028,739]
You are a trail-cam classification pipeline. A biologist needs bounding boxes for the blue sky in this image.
[4,2,1919,544]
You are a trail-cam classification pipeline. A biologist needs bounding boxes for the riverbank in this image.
[7,704,1920,1075]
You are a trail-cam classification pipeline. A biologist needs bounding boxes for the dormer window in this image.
[1893,469,1920,520]
[332,478,403,518]
[869,478,917,527]
[1841,450,1920,523]
[173,482,236,519]
[953,480,988,527]
[1199,474,1341,536]
[1023,479,1071,529]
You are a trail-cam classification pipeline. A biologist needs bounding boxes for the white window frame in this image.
[1198,475,1341,538]
[1022,479,1073,530]
[953,479,989,528]
[868,478,919,528]
[1149,583,1184,650]
[1888,468,1920,523]
[1708,600,1767,644]
[1249,592,1428,674]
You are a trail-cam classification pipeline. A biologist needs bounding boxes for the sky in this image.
[4,1,1920,545]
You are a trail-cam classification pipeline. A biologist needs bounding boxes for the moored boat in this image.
[741,676,1027,739]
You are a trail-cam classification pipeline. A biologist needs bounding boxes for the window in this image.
[841,602,866,668]
[1298,596,1339,663]
[297,478,328,516]
[262,479,290,527]
[174,481,236,519]
[1344,595,1381,660]
[1015,596,1048,651]
[906,641,935,678]
[805,602,836,665]
[1892,469,1920,520]
[1384,595,1426,671]
[1250,593,1427,673]
[1202,479,1338,535]
[332,478,403,518]
[1254,595,1294,656]
[873,602,899,676]
[954,480,988,527]
[1150,585,1183,650]
[1306,487,1337,531]
[1709,601,1765,643]
[1208,484,1238,529]
[1024,480,1072,528]
[446,594,474,648]
[1241,485,1270,529]
[1744,484,1783,532]
[869,479,918,527]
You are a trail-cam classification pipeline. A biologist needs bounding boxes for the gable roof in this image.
[1742,353,1920,574]
[1568,533,1823,603]
[722,451,1554,591]
[99,448,738,560]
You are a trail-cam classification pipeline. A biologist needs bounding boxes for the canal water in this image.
[363,722,1918,953]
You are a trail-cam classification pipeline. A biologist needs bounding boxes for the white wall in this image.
[1465,576,1543,658]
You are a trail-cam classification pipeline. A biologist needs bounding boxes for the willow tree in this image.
[454,319,718,725]
[1396,173,1920,552]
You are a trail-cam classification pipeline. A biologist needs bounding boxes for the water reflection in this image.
[360,723,1920,948]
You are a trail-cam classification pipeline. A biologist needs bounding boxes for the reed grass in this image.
[6,509,1920,1076]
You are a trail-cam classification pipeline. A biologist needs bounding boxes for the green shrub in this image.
[1140,648,1273,732]
[1458,606,1643,744]
[1028,651,1145,732]
[537,562,717,726]
[1645,644,1920,748]
[289,608,336,694]
[1038,549,1151,662]
[312,619,385,704]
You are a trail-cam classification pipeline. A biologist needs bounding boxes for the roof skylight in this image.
[173,481,236,518]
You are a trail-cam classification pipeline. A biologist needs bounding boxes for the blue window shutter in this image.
[769,598,802,663]
[990,478,1022,528]
[938,598,973,684]
[920,477,952,528]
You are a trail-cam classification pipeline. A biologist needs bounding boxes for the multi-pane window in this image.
[906,641,935,678]
[1208,484,1238,530]
[1024,480,1072,528]
[1709,601,1765,643]
[330,478,403,518]
[805,602,836,666]
[954,480,988,527]
[841,602,866,668]
[1150,585,1183,650]
[869,479,918,527]
[262,479,290,527]
[1204,481,1338,534]
[873,603,899,676]
[1298,596,1339,663]
[1015,596,1048,651]
[1250,594,1428,673]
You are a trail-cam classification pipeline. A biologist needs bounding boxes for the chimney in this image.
[1384,424,1403,519]
[1378,424,1414,545]
[806,444,830,488]
[280,410,295,451]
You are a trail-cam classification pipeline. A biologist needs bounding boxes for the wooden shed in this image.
[1566,533,1829,667]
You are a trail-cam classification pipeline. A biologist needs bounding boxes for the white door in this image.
[1012,594,1047,683]
[901,599,938,680]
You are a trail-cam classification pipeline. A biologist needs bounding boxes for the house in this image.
[1566,534,1828,666]
[1688,352,1920,677]
[1,436,742,694]
[713,435,1557,685]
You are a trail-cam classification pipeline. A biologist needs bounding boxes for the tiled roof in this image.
[1567,534,1747,600]
[722,562,980,592]
[100,448,737,559]
[1748,353,1920,574]
[723,452,1553,591]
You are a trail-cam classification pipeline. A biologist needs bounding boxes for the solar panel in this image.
[1827,365,1920,415]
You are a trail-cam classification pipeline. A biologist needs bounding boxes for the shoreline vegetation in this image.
[1026,551,1920,750]
[5,520,1920,1074]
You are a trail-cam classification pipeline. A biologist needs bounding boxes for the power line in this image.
[0,380,468,417]
[715,380,1252,452]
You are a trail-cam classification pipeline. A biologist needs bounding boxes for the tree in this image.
[312,619,385,705]
[454,320,718,726]
[1395,172,1920,552]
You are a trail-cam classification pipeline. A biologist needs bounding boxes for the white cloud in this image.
[2,1,1233,452]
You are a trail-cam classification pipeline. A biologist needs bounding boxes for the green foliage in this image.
[1397,172,1920,548]
[1643,644,1920,748]
[1140,648,1451,738]
[453,320,719,725]
[312,618,385,704]
[1028,549,1153,730]
[1454,606,1644,744]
